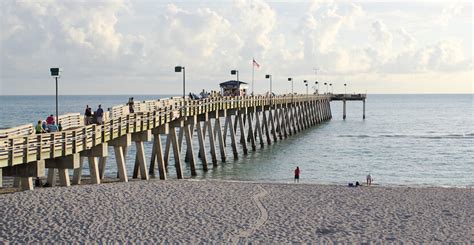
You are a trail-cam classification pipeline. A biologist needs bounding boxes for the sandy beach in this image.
[0,180,472,243]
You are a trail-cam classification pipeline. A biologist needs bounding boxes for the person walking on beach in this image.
[366,173,373,186]
[96,105,104,125]
[294,166,300,183]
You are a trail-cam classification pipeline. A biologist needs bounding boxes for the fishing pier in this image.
[0,93,366,191]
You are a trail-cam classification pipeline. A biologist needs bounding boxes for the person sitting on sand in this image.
[294,166,300,183]
[366,173,373,186]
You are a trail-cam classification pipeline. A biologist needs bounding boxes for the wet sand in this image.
[0,180,472,243]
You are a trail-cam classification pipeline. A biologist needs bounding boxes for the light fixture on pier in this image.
[324,82,328,94]
[50,67,62,124]
[288,78,293,102]
[265,74,272,95]
[231,70,239,82]
[344,83,347,94]
[330,83,333,94]
[288,78,293,94]
[315,81,319,94]
[175,66,186,99]
[303,80,308,97]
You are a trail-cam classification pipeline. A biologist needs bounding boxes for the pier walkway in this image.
[0,94,364,191]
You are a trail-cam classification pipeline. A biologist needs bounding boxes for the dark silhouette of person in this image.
[294,166,300,183]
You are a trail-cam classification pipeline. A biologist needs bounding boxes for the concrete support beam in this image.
[152,134,167,180]
[196,122,208,171]
[80,143,108,158]
[184,124,197,176]
[254,111,264,148]
[170,127,183,179]
[72,157,84,185]
[262,110,272,145]
[237,112,248,155]
[45,154,80,169]
[98,157,107,180]
[134,141,149,180]
[113,146,128,182]
[19,177,33,191]
[247,113,256,151]
[57,168,70,187]
[214,118,227,162]
[206,120,218,166]
[226,115,239,160]
[2,160,45,177]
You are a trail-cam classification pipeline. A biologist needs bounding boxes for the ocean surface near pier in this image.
[1,94,472,188]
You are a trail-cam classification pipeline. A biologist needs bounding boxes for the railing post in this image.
[23,136,29,163]
[72,131,77,153]
[92,124,97,147]
[8,138,14,165]
[82,127,87,150]
[36,134,42,160]
[61,132,67,156]
[50,134,55,158]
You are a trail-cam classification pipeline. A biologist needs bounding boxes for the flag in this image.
[253,59,260,68]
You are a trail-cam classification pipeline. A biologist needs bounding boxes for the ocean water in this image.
[1,94,473,187]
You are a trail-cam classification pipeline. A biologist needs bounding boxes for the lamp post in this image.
[315,81,319,94]
[330,83,333,94]
[174,66,186,99]
[265,74,272,106]
[344,83,347,94]
[324,82,327,94]
[231,69,239,82]
[288,77,293,102]
[50,68,61,123]
[303,80,308,98]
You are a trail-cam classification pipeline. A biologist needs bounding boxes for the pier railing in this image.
[0,94,331,168]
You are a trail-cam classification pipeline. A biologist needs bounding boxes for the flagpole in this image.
[252,57,255,96]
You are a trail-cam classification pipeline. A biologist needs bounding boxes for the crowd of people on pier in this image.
[35,115,62,134]
[84,104,104,126]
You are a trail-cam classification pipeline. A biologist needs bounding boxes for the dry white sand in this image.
[0,180,472,243]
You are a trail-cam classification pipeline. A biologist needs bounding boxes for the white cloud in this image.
[0,1,472,94]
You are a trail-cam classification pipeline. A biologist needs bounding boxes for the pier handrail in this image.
[0,94,331,167]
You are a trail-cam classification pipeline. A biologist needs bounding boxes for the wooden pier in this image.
[0,94,364,191]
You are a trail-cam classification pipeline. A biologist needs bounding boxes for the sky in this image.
[0,0,472,95]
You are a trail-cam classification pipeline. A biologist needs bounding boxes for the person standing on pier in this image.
[127,97,135,113]
[84,105,92,125]
[294,167,300,183]
[96,105,104,125]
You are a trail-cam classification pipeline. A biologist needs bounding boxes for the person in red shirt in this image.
[294,166,300,183]
[46,114,55,125]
